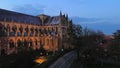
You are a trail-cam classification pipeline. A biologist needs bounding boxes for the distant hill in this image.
[70,16,101,24]
[70,16,120,35]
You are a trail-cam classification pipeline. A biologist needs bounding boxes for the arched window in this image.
[43,28,47,34]
[24,32,28,36]
[52,28,54,32]
[19,25,23,33]
[0,23,7,36]
[18,25,23,36]
[30,27,34,36]
[0,23,3,31]
[35,28,38,32]
[35,28,38,36]
[30,27,34,32]
[9,32,15,36]
[29,39,32,47]
[4,25,7,32]
[35,39,37,45]
[25,26,29,33]
[17,32,22,36]
[6,24,10,32]
[12,25,17,32]
[24,39,28,47]
[30,27,33,36]
[17,39,22,47]
[56,27,58,33]
[39,28,42,34]
[9,39,15,48]
[9,25,17,36]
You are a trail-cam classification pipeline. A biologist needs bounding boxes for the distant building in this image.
[0,9,72,55]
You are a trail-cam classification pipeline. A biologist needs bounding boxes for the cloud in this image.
[71,16,120,24]
[12,4,45,16]
[70,16,102,24]
[87,22,120,35]
[12,4,120,35]
[70,16,120,35]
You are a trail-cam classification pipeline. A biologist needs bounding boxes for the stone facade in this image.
[0,9,72,55]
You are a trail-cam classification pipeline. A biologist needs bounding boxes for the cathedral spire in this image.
[66,14,68,19]
[60,10,62,16]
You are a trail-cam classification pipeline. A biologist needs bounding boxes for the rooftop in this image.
[0,8,41,25]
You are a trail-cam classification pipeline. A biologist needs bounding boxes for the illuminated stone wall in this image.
[0,9,72,55]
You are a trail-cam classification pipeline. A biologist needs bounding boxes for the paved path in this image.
[49,51,77,68]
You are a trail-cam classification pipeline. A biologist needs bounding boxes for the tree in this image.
[109,30,120,60]
[74,24,82,59]
[113,30,120,46]
[67,22,82,59]
[80,27,105,64]
[67,22,75,46]
[67,22,105,61]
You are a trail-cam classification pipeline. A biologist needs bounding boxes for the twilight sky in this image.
[0,0,120,35]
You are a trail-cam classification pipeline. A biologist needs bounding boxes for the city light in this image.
[34,56,47,64]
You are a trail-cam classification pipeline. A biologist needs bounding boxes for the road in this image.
[49,51,77,68]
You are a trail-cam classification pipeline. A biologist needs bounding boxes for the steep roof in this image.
[45,16,60,25]
[0,8,41,25]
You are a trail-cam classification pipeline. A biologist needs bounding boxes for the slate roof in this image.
[0,9,41,25]
[45,16,60,25]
